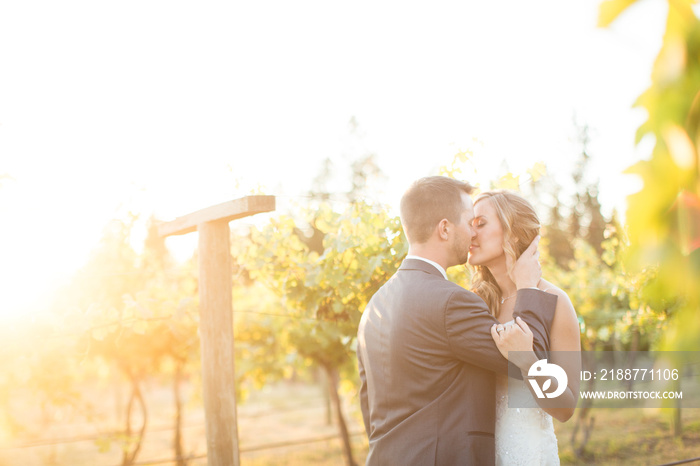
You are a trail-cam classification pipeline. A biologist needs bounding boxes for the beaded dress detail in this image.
[494,318,559,465]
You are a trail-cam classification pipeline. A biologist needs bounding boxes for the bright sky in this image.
[0,0,666,319]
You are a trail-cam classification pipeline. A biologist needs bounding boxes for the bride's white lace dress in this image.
[495,373,560,465]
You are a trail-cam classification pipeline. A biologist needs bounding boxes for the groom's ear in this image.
[437,219,450,240]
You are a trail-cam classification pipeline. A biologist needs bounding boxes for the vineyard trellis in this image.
[158,195,275,466]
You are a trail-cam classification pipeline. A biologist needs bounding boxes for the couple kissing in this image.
[358,176,581,466]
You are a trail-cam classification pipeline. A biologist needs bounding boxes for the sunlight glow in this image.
[0,0,665,321]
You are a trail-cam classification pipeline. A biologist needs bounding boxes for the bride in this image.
[468,190,581,466]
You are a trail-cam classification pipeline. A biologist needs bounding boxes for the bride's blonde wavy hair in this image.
[470,190,541,318]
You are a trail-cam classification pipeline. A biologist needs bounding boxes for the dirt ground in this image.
[0,379,365,465]
[3,378,700,465]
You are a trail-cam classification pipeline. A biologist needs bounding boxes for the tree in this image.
[62,216,200,465]
[134,219,200,465]
[239,202,406,466]
[58,217,150,465]
[307,117,387,207]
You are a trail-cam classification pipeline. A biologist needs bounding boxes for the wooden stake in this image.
[159,195,275,466]
[199,220,239,466]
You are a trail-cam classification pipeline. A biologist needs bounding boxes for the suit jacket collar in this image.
[399,258,447,279]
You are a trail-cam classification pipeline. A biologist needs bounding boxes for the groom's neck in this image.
[407,244,452,271]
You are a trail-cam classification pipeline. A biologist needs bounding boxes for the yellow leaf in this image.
[663,125,696,169]
[668,190,700,255]
[527,162,547,183]
[652,37,686,84]
[493,173,520,190]
[598,0,640,27]
[340,378,355,395]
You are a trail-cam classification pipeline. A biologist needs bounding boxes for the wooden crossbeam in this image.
[158,195,275,237]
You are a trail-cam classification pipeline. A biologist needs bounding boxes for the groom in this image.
[357,176,557,465]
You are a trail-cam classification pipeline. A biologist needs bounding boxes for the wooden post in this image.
[199,220,238,465]
[159,195,275,466]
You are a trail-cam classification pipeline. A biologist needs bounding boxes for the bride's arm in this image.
[492,283,581,422]
[537,283,581,422]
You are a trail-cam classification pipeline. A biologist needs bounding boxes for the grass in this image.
[242,436,368,466]
[555,408,700,465]
[3,379,700,465]
[240,406,700,465]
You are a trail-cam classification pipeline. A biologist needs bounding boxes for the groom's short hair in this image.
[400,176,474,243]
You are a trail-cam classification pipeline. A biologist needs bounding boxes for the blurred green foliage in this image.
[603,0,700,351]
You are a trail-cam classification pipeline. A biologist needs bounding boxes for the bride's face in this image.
[467,199,506,267]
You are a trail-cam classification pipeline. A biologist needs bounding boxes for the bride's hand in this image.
[510,236,541,289]
[491,317,536,371]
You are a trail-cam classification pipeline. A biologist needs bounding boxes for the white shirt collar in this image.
[405,255,448,280]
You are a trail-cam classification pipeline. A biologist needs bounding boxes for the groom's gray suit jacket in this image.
[357,259,557,465]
